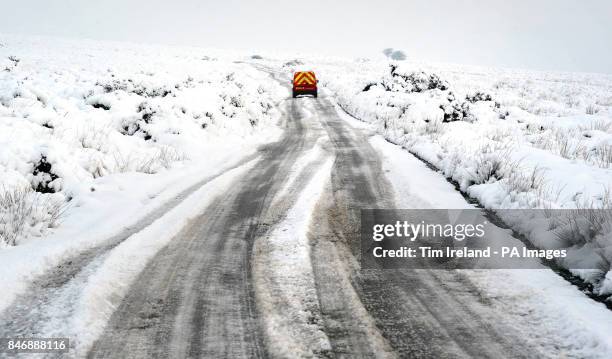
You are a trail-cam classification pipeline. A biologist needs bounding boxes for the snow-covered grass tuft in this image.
[0,186,67,247]
[586,104,599,115]
[589,145,612,169]
[110,146,185,175]
[0,186,33,246]
[470,142,512,185]
[503,165,547,201]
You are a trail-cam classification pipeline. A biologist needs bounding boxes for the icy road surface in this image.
[1,66,611,358]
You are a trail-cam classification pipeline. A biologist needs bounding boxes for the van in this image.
[292,71,318,98]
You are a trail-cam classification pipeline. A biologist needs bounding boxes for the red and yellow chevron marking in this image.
[294,71,316,85]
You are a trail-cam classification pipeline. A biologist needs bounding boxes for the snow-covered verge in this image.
[0,35,284,310]
[370,131,612,358]
[311,57,612,299]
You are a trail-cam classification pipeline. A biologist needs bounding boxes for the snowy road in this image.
[87,89,325,357]
[1,66,610,358]
[86,70,564,358]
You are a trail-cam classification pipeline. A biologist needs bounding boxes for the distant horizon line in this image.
[1,31,611,77]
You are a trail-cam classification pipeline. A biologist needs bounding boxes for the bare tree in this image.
[382,48,394,58]
[391,50,407,60]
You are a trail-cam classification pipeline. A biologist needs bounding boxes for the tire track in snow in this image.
[253,157,335,358]
[310,96,547,358]
[253,67,399,357]
[310,97,399,358]
[87,84,327,358]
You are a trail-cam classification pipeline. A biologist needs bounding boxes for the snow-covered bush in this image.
[390,50,407,61]
[363,65,449,93]
[283,59,304,68]
[361,65,478,124]
[439,97,473,123]
[465,91,493,103]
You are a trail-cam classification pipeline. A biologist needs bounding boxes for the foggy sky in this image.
[1,0,611,73]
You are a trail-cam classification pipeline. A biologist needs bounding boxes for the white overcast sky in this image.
[1,0,611,73]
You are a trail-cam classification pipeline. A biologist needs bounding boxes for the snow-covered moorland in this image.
[0,35,287,312]
[0,35,284,248]
[313,58,612,299]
